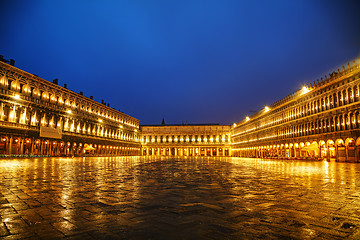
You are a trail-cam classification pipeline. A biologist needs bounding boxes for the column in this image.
[8,136,13,155]
[70,142,75,155]
[49,142,53,156]
[39,140,43,155]
[20,138,24,155]
[30,138,35,155]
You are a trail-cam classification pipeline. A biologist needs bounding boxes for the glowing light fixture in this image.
[13,94,20,99]
[233,123,237,127]
[245,116,250,122]
[66,110,72,114]
[264,106,270,112]
[301,86,310,95]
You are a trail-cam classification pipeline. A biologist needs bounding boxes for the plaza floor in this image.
[0,156,360,240]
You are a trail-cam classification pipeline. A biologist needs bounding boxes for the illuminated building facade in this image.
[2,55,360,163]
[0,60,140,156]
[141,124,231,156]
[231,59,360,162]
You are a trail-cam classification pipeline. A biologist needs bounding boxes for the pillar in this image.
[40,140,44,155]
[20,138,24,155]
[49,142,53,156]
[70,142,74,155]
[30,138,35,155]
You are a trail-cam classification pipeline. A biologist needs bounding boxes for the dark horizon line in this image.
[140,123,229,127]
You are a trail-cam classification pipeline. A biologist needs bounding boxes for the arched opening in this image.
[335,139,346,162]
[23,138,32,155]
[345,138,356,162]
[0,136,9,154]
[319,141,326,159]
[212,148,217,156]
[326,140,336,161]
[11,137,21,155]
[355,137,360,163]
[302,141,319,159]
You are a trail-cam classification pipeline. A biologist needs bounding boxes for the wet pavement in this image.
[0,156,360,240]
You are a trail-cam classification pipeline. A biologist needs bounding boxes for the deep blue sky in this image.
[1,0,360,125]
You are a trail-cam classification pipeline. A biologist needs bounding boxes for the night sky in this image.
[1,0,360,125]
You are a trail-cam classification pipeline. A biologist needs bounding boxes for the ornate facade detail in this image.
[141,124,231,156]
[2,56,360,162]
[0,61,140,156]
[231,59,360,162]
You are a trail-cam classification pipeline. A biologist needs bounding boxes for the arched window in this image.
[10,79,20,92]
[338,92,342,106]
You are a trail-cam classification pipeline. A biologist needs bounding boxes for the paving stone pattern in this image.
[0,157,360,239]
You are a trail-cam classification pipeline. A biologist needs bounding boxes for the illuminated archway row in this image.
[142,134,230,144]
[0,136,140,157]
[142,147,230,157]
[231,137,359,162]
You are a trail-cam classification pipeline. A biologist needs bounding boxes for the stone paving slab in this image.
[0,157,360,239]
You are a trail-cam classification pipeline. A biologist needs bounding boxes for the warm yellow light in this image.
[233,123,237,127]
[301,86,310,95]
[98,119,103,123]
[66,110,72,114]
[13,94,20,99]
[264,106,270,112]
[245,116,250,122]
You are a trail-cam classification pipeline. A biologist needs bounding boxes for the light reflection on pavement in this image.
[0,156,360,239]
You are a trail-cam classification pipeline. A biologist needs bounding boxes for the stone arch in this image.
[326,139,336,161]
[49,90,58,103]
[345,138,355,146]
[71,98,78,109]
[348,87,353,103]
[336,138,346,162]
[319,140,326,159]
[65,98,71,107]
[329,95,334,109]
[23,138,32,155]
[10,77,21,92]
[354,85,359,101]
[335,138,344,146]
[0,136,9,154]
[41,90,50,101]
[342,89,348,105]
[345,138,356,162]
[22,82,31,95]
[334,116,339,131]
[0,74,9,88]
[32,86,41,98]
